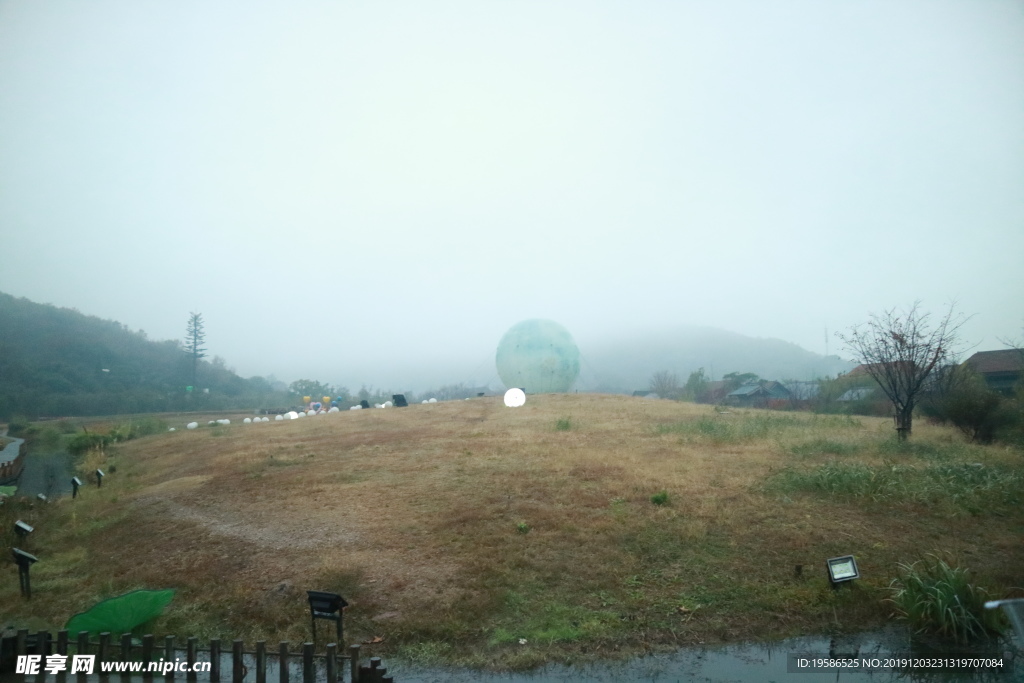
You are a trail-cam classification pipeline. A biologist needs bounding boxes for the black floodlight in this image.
[392,394,408,407]
[826,555,860,586]
[12,548,38,566]
[72,477,83,498]
[95,469,105,487]
[14,520,34,537]
[12,548,38,598]
[307,590,348,645]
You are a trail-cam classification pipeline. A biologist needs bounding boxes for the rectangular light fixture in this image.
[826,555,859,585]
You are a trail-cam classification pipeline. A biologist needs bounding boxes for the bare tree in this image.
[838,302,965,440]
[649,370,680,399]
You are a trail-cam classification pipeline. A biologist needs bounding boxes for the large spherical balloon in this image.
[495,319,580,393]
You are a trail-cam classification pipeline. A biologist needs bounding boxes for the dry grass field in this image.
[3,394,1022,668]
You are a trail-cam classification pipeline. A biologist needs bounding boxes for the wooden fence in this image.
[5,630,394,683]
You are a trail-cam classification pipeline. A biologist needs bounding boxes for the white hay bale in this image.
[243,418,252,424]
[296,411,306,418]
[428,398,437,403]
[208,421,216,425]
[275,414,285,421]
[261,416,270,422]
[307,410,317,416]
[422,400,428,404]
[168,427,176,432]
[286,411,299,420]
[350,405,361,410]
[187,422,199,429]
[218,419,231,425]
[384,401,393,408]
[328,406,339,413]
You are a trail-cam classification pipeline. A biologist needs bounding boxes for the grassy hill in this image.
[0,292,286,419]
[3,395,1021,669]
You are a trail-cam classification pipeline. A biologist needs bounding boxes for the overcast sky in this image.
[1,0,1022,390]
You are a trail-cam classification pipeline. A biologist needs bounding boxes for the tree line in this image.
[649,303,1023,445]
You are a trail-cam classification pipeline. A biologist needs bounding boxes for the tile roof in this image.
[964,349,1024,374]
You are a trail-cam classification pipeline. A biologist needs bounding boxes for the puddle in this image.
[2,628,1019,683]
[387,628,1021,682]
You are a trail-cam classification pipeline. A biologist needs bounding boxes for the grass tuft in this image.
[888,555,1005,643]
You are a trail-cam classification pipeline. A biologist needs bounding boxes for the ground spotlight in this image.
[12,548,38,598]
[826,555,859,588]
[96,469,105,487]
[14,520,33,538]
[35,494,47,503]
[72,477,83,498]
[307,590,348,644]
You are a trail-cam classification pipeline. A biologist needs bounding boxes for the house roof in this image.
[838,388,875,401]
[728,383,764,397]
[964,349,1024,375]
[727,381,791,398]
[784,381,820,400]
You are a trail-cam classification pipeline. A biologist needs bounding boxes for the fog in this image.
[1,1,1022,391]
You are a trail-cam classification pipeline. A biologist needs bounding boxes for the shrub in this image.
[67,433,110,456]
[888,555,1004,643]
[516,522,530,534]
[6,416,30,437]
[650,491,669,506]
[554,417,572,431]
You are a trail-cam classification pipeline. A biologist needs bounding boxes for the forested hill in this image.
[0,292,284,419]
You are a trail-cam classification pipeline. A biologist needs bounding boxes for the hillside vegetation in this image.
[0,292,286,419]
[3,395,1021,669]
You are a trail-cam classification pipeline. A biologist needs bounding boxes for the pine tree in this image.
[184,312,207,389]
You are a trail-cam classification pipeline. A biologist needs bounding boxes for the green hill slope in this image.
[0,292,284,419]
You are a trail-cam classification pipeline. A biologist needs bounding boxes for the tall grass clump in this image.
[790,438,860,458]
[554,417,572,431]
[877,438,971,462]
[888,555,1005,643]
[658,413,803,442]
[768,460,1024,514]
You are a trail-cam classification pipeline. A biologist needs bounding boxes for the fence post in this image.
[164,636,175,682]
[15,629,27,659]
[301,643,313,683]
[37,630,52,657]
[76,632,89,683]
[57,630,69,683]
[98,632,110,673]
[231,640,243,683]
[348,645,360,683]
[255,641,266,683]
[324,644,337,683]
[186,637,197,682]
[209,639,221,683]
[121,634,133,683]
[141,635,154,679]
[278,642,289,683]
